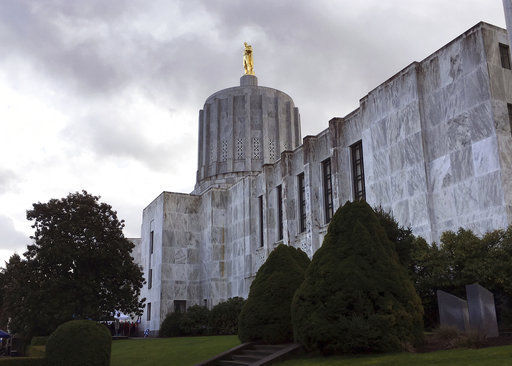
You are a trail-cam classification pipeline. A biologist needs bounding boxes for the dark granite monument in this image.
[437,290,470,332]
[466,283,499,337]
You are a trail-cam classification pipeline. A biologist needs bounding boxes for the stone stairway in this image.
[196,343,301,366]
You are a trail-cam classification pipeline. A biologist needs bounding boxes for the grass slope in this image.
[110,335,240,366]
[275,345,512,366]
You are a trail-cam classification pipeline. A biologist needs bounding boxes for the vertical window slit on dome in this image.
[269,139,275,160]
[253,138,261,159]
[221,140,228,161]
[236,138,244,159]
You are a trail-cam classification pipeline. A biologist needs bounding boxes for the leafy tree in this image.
[414,227,512,329]
[373,207,436,327]
[2,191,145,337]
[238,244,310,344]
[292,201,423,354]
[374,207,415,271]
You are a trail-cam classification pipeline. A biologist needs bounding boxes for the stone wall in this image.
[138,193,165,334]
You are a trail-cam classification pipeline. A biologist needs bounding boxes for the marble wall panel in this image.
[450,146,474,183]
[468,102,494,142]
[429,155,452,192]
[472,136,500,176]
[477,171,504,209]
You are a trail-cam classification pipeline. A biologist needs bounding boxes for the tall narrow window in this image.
[298,173,306,233]
[322,159,333,223]
[500,43,511,70]
[149,230,154,255]
[148,268,152,289]
[351,141,366,201]
[277,185,283,241]
[259,196,264,247]
[147,302,151,321]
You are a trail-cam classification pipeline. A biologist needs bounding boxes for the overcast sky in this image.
[0,0,507,265]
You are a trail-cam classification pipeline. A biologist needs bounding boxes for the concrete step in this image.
[237,350,274,357]
[216,360,250,366]
[231,354,261,362]
[252,344,287,350]
[195,342,301,366]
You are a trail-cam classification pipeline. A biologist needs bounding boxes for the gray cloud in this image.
[0,169,17,194]
[0,215,28,251]
[61,111,195,171]
[0,0,505,171]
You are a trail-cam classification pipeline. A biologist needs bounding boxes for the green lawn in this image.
[22,337,512,366]
[110,335,240,366]
[274,345,512,366]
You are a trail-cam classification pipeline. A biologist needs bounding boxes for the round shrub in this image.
[291,201,424,354]
[179,305,209,336]
[209,297,245,335]
[238,244,310,344]
[46,320,111,366]
[159,312,183,337]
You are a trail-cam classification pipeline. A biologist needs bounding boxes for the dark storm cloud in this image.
[0,215,28,251]
[0,0,504,160]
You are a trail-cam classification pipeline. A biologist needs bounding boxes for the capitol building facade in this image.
[132,20,512,335]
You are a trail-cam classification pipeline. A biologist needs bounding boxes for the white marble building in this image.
[132,20,512,335]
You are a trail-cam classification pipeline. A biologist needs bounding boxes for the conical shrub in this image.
[238,244,310,344]
[291,201,423,354]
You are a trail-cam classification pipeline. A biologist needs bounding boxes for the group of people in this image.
[105,320,139,337]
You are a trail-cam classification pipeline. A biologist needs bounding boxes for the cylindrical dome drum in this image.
[194,75,301,193]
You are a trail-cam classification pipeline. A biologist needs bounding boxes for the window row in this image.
[258,140,365,247]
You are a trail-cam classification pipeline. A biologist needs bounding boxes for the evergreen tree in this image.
[238,244,310,344]
[291,201,423,354]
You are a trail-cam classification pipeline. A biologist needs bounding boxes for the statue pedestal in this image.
[240,75,258,86]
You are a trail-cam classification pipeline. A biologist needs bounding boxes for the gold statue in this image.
[243,42,255,75]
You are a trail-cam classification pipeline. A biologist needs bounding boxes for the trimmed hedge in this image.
[46,320,111,366]
[0,358,45,365]
[291,201,424,354]
[238,244,310,344]
[209,297,245,335]
[179,305,209,336]
[160,305,209,337]
[160,312,183,337]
